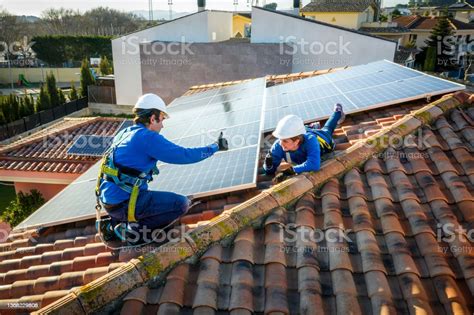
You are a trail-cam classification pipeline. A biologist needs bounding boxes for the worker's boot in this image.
[334,103,345,125]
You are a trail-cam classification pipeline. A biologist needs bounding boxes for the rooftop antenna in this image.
[148,0,153,21]
[168,0,173,20]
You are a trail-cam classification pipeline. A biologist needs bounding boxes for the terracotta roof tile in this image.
[4,93,473,313]
[0,117,124,175]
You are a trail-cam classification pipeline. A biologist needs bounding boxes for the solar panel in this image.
[16,78,267,230]
[66,135,114,157]
[263,60,465,131]
[116,119,133,133]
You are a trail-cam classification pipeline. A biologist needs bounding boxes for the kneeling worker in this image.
[264,104,345,183]
[96,93,228,242]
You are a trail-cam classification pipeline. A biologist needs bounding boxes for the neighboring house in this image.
[446,1,474,23]
[394,15,474,66]
[0,117,125,201]
[300,0,377,29]
[394,46,419,67]
[2,70,473,313]
[359,22,411,45]
[233,13,251,38]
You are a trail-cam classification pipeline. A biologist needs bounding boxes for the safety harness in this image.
[95,128,159,224]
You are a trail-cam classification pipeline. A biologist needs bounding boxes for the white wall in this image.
[112,11,233,105]
[252,7,397,72]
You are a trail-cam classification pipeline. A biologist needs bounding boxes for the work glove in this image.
[273,167,296,184]
[216,132,229,151]
[264,153,273,169]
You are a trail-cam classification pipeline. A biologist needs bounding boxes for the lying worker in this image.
[96,93,228,243]
[264,104,345,183]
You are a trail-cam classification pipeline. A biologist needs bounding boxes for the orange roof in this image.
[0,118,125,174]
[1,93,473,313]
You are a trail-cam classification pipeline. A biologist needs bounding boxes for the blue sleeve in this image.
[146,132,218,164]
[293,136,321,174]
[263,141,285,175]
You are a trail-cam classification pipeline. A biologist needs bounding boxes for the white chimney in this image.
[198,0,206,12]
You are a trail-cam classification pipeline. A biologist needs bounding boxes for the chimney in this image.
[198,0,206,11]
[293,0,300,15]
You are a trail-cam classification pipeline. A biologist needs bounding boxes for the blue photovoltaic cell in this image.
[66,135,114,157]
[263,60,465,131]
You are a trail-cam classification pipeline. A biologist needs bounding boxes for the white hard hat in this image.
[272,115,306,139]
[134,93,169,118]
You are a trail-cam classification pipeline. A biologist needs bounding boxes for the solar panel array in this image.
[66,135,114,157]
[16,60,466,230]
[263,60,465,131]
[16,78,266,229]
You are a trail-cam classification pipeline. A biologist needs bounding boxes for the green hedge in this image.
[32,35,113,66]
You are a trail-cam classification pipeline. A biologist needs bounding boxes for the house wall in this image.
[233,15,251,37]
[140,41,292,103]
[302,12,361,29]
[252,7,397,72]
[14,182,67,201]
[112,11,233,106]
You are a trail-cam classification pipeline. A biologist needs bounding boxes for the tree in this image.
[423,11,456,72]
[58,88,66,104]
[263,2,277,10]
[392,9,402,18]
[70,82,78,100]
[46,71,60,107]
[99,55,112,75]
[23,94,35,115]
[80,58,95,98]
[424,46,437,72]
[36,85,51,111]
[2,190,45,227]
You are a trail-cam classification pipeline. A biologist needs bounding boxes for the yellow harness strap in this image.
[128,183,139,223]
[317,135,333,151]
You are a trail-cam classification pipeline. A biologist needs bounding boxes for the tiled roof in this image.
[184,67,348,95]
[0,118,124,174]
[359,26,411,33]
[394,15,474,30]
[394,47,419,64]
[113,93,474,314]
[301,0,375,13]
[2,92,467,313]
[0,98,435,313]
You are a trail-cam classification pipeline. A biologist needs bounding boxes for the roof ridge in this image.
[35,92,472,314]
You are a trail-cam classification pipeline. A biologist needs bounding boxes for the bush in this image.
[99,55,112,75]
[36,85,51,112]
[2,189,45,227]
[31,35,113,66]
[46,71,60,107]
[70,82,78,100]
[80,58,96,98]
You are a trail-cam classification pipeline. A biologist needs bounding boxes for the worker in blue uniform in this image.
[264,104,345,183]
[96,93,228,241]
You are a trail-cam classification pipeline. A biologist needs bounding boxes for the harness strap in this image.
[96,127,147,223]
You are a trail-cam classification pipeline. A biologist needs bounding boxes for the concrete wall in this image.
[252,7,397,72]
[112,10,233,106]
[140,41,292,103]
[0,68,86,84]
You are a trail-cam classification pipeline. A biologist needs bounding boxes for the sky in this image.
[1,0,409,17]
